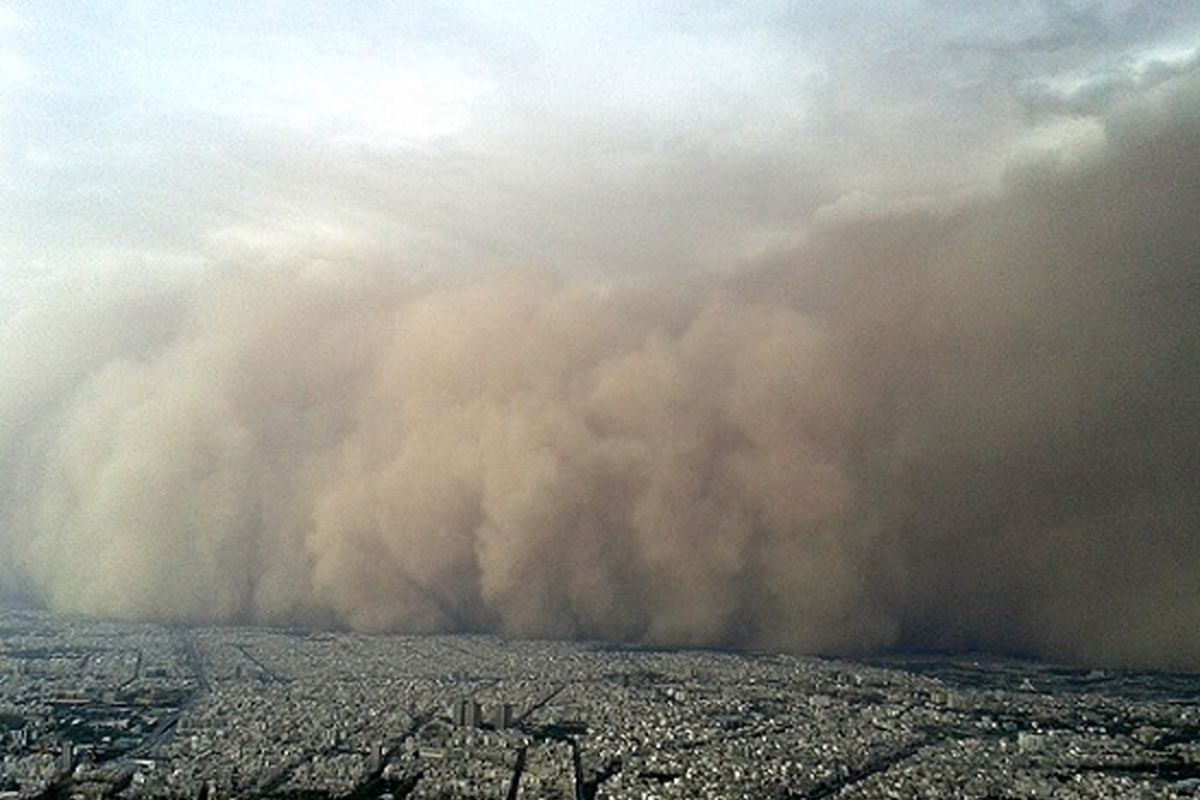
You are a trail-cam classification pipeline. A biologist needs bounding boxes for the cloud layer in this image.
[4,2,1200,284]
[1,68,1197,669]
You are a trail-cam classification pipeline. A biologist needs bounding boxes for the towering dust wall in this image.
[1,78,1198,670]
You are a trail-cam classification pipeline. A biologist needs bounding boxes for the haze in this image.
[0,2,1197,670]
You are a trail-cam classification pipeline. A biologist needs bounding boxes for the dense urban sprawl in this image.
[1,610,1197,798]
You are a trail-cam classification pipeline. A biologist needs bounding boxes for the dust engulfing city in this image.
[1,1,1199,797]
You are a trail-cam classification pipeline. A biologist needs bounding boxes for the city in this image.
[1,609,1197,798]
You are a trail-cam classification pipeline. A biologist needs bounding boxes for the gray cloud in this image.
[1,69,1197,669]
[9,2,1200,288]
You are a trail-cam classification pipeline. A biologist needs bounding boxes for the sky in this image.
[2,0,1197,291]
[0,2,1198,669]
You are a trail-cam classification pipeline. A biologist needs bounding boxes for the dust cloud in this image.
[1,77,1197,670]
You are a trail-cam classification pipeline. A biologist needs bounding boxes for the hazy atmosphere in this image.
[1,2,1198,670]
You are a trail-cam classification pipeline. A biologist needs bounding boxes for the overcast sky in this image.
[2,0,1197,300]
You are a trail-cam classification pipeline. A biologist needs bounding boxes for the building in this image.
[451,698,482,727]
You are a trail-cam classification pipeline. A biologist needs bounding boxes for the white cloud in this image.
[194,54,488,147]
[1,2,1199,283]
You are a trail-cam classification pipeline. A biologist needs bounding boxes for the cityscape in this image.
[3,4,1199,799]
[1,609,1197,799]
